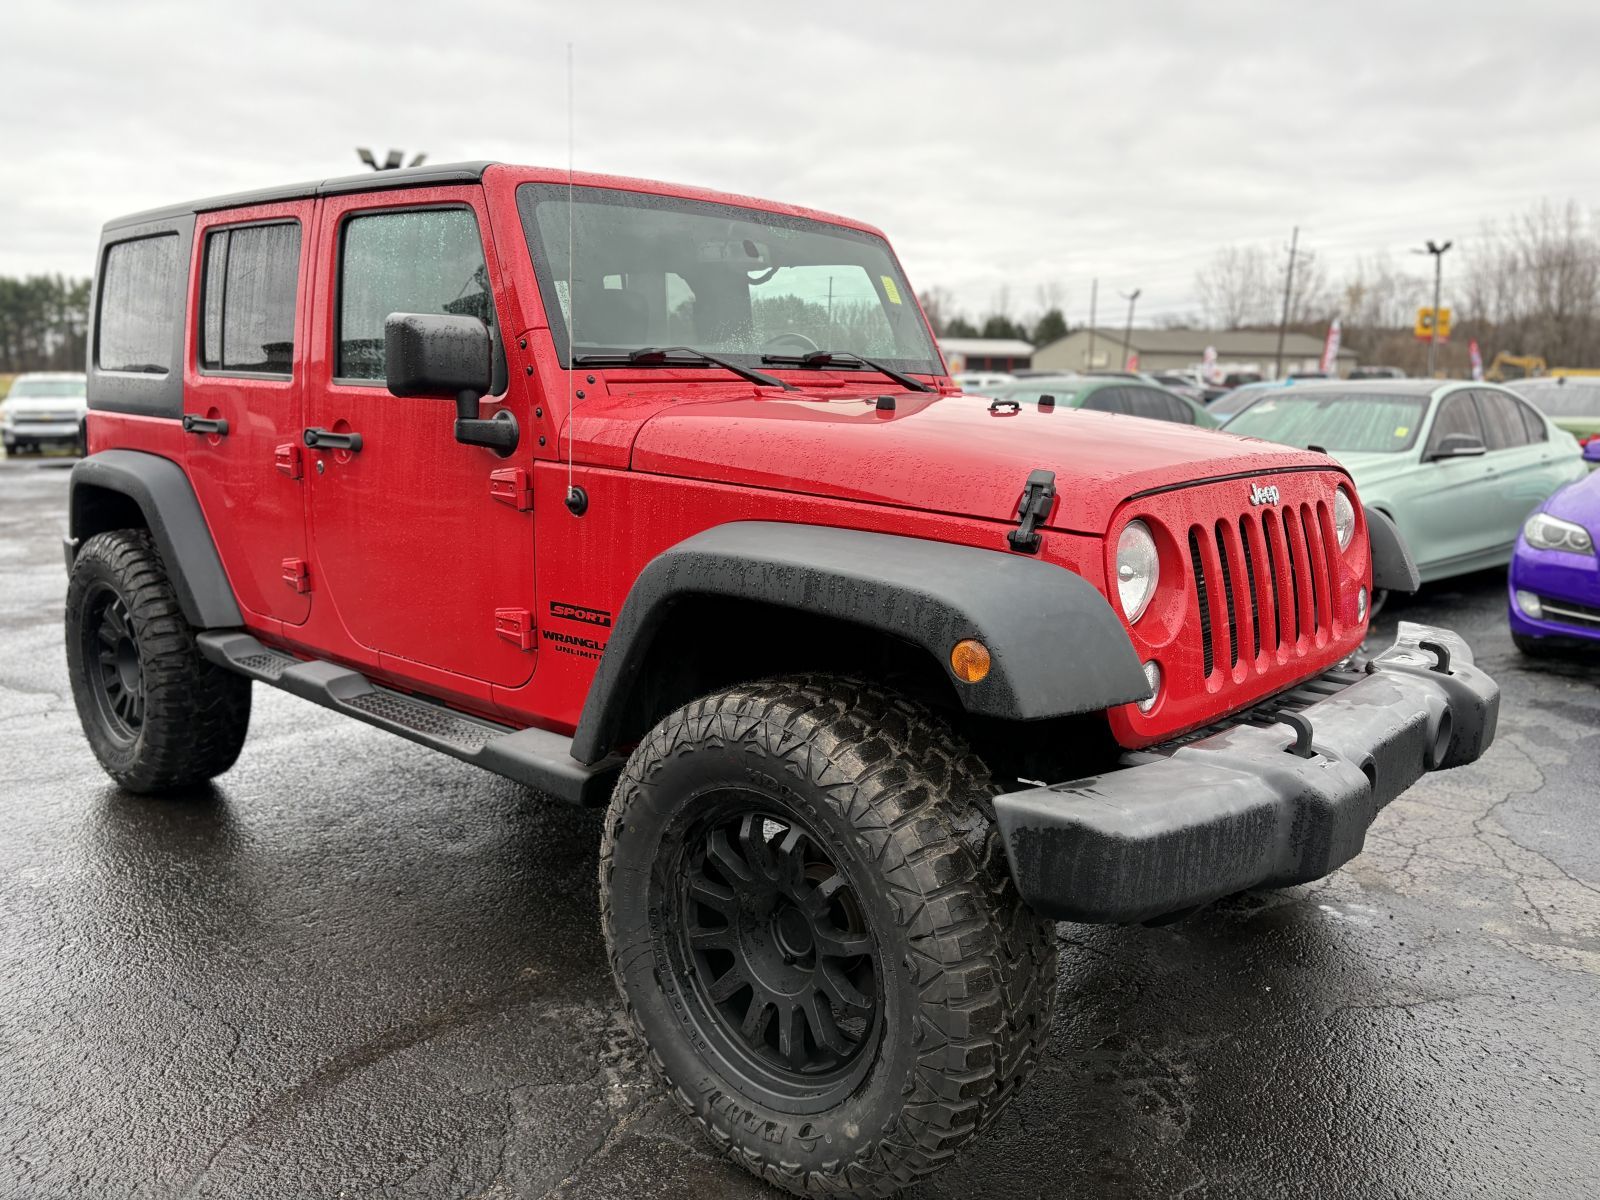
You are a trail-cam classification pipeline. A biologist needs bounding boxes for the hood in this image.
[1543,469,1600,531]
[1324,449,1420,491]
[628,390,1336,534]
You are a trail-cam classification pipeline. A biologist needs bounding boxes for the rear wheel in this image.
[66,530,251,792]
[600,676,1056,1197]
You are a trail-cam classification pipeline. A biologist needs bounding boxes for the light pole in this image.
[1415,239,1453,377]
[1120,288,1141,371]
[1086,278,1099,370]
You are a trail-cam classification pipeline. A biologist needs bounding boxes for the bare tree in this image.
[1194,246,1275,327]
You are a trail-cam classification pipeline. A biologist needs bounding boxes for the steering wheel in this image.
[762,332,820,356]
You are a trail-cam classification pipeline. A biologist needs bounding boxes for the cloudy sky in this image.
[4,0,1599,327]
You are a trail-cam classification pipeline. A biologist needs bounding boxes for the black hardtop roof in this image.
[103,161,498,231]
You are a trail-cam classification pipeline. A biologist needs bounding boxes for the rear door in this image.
[1471,388,1548,548]
[1409,391,1498,570]
[301,186,535,689]
[183,202,314,627]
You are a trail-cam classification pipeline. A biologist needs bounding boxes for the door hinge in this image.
[494,607,535,650]
[489,466,533,511]
[275,442,304,480]
[281,558,311,593]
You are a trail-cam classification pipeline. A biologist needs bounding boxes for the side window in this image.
[338,207,503,387]
[1514,397,1548,443]
[1156,390,1195,424]
[1474,389,1529,451]
[201,222,300,375]
[98,234,180,373]
[1426,394,1485,452]
[1081,387,1128,414]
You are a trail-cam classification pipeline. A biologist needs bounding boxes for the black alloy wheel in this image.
[671,800,880,1104]
[84,584,145,741]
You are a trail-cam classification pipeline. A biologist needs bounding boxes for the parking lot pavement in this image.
[1,454,1597,1200]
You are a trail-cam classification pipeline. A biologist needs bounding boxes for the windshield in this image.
[1224,391,1429,453]
[8,378,85,398]
[516,184,939,373]
[1515,381,1600,417]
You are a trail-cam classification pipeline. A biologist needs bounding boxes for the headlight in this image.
[1333,489,1356,551]
[1116,520,1159,622]
[1523,512,1595,555]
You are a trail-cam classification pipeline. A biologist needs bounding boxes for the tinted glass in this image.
[1081,387,1128,414]
[517,184,939,372]
[1223,391,1429,452]
[97,235,179,373]
[1517,399,1548,442]
[201,223,300,374]
[1427,394,1486,450]
[339,208,499,382]
[1473,390,1528,451]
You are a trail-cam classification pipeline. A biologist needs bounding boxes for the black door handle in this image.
[303,427,363,452]
[182,414,229,436]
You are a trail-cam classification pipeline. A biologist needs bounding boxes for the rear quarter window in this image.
[97,234,180,373]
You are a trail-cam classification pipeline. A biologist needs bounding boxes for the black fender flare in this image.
[1365,505,1420,594]
[569,521,1150,764]
[67,449,243,628]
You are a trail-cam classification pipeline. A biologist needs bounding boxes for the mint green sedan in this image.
[1223,380,1587,583]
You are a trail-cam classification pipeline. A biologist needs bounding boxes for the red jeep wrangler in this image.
[66,162,1497,1196]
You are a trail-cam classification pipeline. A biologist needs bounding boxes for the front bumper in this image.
[994,622,1499,923]
[1508,543,1600,642]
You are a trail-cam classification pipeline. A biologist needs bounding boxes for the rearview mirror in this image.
[1584,439,1600,464]
[1425,432,1487,462]
[384,312,516,457]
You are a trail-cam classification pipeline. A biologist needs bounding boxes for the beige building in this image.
[1033,328,1356,379]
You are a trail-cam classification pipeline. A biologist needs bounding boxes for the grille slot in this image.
[1214,526,1240,667]
[1189,527,1214,678]
[1238,516,1263,658]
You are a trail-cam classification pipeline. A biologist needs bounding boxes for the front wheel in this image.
[600,676,1055,1197]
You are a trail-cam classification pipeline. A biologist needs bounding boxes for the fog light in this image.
[950,639,992,683]
[1515,589,1543,620]
[1357,586,1369,623]
[1137,660,1161,713]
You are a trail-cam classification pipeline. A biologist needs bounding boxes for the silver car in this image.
[2,372,88,455]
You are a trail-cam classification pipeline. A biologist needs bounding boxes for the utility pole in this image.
[1086,278,1099,370]
[1120,288,1141,371]
[1415,239,1453,377]
[1273,226,1299,380]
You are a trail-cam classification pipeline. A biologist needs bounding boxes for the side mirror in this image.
[1425,432,1487,462]
[1583,439,1600,464]
[384,312,516,456]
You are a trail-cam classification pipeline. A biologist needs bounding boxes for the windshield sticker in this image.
[881,276,902,305]
[1394,426,1410,438]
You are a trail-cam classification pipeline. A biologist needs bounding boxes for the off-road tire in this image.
[65,530,251,793]
[599,675,1057,1197]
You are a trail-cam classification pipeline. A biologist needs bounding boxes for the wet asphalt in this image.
[1,455,1597,1200]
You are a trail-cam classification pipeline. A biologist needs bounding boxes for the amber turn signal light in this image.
[950,639,992,683]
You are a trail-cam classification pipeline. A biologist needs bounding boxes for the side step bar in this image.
[197,631,623,806]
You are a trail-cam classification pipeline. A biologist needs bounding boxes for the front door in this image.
[1409,391,1499,571]
[183,201,315,628]
[302,187,535,688]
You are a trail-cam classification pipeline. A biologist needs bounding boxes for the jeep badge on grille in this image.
[1248,483,1281,506]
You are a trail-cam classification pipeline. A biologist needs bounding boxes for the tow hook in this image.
[1007,469,1057,554]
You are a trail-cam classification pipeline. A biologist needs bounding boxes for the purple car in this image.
[1509,441,1600,653]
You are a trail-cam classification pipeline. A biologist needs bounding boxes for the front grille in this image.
[1188,500,1339,678]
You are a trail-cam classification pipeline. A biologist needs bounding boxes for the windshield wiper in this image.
[760,350,933,393]
[573,346,794,391]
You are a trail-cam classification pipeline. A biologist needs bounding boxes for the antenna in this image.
[563,42,586,516]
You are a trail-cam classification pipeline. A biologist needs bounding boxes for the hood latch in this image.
[1007,469,1057,554]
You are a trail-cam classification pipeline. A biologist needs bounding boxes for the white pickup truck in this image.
[2,372,87,455]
